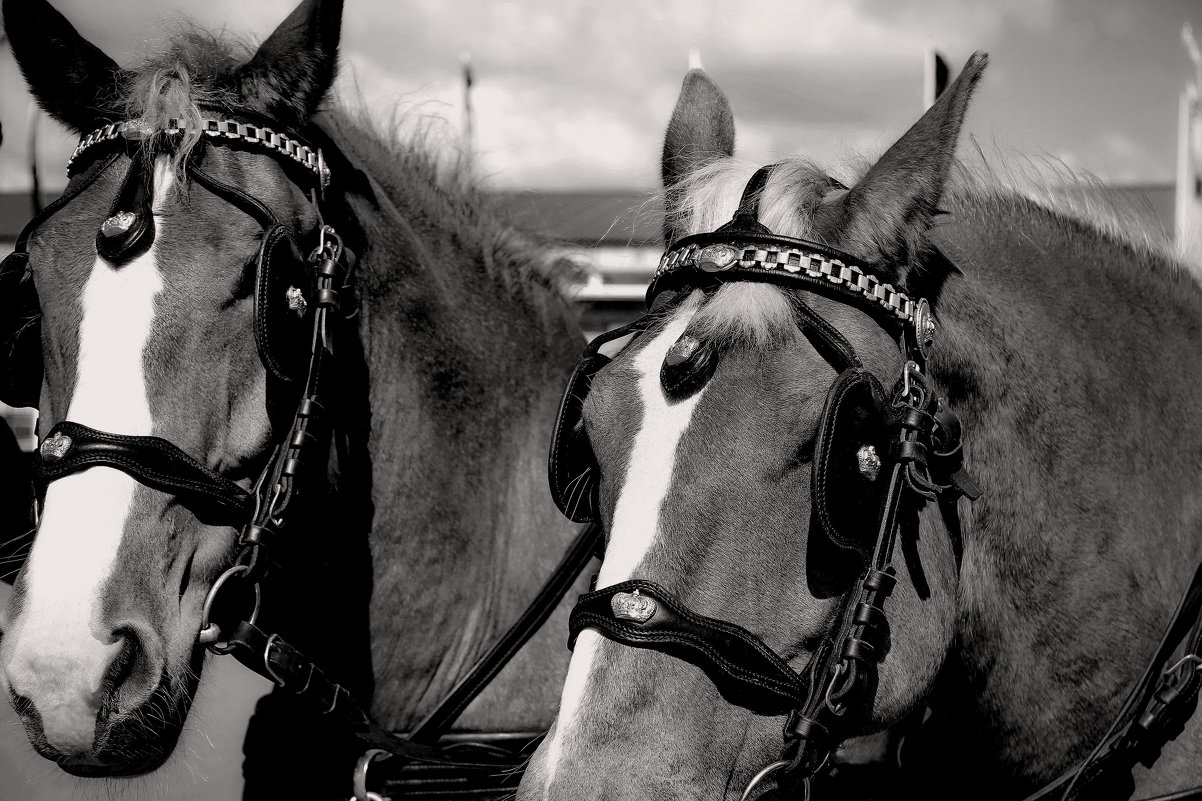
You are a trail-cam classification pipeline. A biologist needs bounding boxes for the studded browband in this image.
[648,206,935,360]
[67,117,331,189]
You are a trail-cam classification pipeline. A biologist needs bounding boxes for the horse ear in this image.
[2,0,126,133]
[822,52,988,283]
[238,0,344,126]
[662,69,735,243]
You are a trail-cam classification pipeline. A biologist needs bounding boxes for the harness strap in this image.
[1016,553,1202,801]
[715,164,775,236]
[409,521,602,742]
[33,420,253,525]
[569,578,811,711]
[221,620,499,770]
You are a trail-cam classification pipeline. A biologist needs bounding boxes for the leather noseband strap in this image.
[570,579,810,711]
[35,421,253,526]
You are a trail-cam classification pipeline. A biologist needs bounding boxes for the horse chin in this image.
[21,649,202,778]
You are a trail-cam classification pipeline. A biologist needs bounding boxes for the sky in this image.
[0,0,1199,194]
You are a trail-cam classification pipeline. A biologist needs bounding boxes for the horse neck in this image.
[343,184,583,728]
[914,196,1202,791]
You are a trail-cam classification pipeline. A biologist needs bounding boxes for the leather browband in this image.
[648,231,921,332]
[34,421,253,526]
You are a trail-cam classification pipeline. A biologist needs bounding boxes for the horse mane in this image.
[662,151,1189,351]
[313,107,584,302]
[118,26,581,336]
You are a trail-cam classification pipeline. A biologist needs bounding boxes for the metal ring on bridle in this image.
[739,760,801,801]
[196,564,261,652]
[351,748,392,801]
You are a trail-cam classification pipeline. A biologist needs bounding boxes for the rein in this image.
[6,113,600,797]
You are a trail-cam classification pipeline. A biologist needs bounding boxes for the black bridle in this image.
[562,164,979,799]
[559,165,1202,801]
[5,112,603,796]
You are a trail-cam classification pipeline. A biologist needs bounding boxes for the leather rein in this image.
[16,115,602,794]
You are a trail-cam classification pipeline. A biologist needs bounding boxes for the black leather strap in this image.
[222,620,500,770]
[409,521,602,742]
[34,421,252,526]
[569,579,809,710]
[1018,555,1202,801]
[94,155,155,265]
[715,164,776,236]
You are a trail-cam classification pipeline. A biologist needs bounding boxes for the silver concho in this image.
[286,286,308,318]
[100,211,136,238]
[665,335,700,366]
[40,432,73,461]
[611,590,657,623]
[913,298,936,359]
[697,244,738,272]
[856,445,881,482]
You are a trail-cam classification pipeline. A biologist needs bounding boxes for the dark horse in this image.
[0,0,586,797]
[519,57,1202,801]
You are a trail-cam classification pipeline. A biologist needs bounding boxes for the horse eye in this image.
[791,434,816,467]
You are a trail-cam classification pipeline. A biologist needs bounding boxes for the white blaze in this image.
[542,303,705,791]
[2,160,171,733]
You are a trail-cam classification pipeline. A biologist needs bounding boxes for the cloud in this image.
[0,0,1189,194]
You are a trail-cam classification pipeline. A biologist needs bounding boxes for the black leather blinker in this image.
[0,251,43,410]
[811,368,889,557]
[547,318,652,523]
[254,225,312,383]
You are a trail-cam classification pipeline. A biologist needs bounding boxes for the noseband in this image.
[557,165,981,798]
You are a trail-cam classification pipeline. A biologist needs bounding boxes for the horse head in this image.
[525,55,987,800]
[0,0,349,776]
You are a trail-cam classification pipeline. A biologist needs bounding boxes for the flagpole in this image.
[1179,24,1202,266]
[460,50,474,177]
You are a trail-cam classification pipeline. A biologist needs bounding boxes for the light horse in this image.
[0,0,587,797]
[520,56,1202,801]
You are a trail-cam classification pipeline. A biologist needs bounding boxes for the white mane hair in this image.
[949,141,1181,267]
[664,157,843,351]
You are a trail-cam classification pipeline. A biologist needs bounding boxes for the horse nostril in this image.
[101,624,163,714]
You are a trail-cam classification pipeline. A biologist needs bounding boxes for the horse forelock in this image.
[662,158,846,353]
[117,29,253,193]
